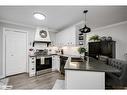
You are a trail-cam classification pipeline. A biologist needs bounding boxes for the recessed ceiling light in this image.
[33,12,45,20]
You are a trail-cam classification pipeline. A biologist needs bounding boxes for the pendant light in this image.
[79,10,91,33]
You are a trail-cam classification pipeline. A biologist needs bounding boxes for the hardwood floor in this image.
[7,71,64,89]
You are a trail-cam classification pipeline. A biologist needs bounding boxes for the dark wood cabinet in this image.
[88,42,100,58]
[100,41,115,58]
[88,41,116,59]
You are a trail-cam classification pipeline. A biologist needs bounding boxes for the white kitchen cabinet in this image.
[29,56,36,77]
[52,55,60,72]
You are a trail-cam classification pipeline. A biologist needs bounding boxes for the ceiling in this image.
[0,6,127,32]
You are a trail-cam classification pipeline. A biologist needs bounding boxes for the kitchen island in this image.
[64,57,120,89]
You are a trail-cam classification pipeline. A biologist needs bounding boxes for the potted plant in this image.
[78,47,86,58]
[89,35,100,42]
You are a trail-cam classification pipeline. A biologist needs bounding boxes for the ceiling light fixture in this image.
[79,10,91,33]
[33,12,46,20]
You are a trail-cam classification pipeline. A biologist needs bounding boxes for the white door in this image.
[5,30,27,76]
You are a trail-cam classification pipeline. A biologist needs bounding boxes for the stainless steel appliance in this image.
[60,56,68,75]
[35,49,52,75]
[36,56,52,75]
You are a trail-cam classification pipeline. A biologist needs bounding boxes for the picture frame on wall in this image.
[79,35,84,40]
[79,41,83,45]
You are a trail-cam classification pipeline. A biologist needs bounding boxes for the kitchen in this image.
[0,6,127,90]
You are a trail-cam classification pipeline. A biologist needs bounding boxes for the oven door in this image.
[36,57,52,71]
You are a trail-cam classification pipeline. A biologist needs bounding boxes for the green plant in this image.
[78,47,86,54]
[89,35,100,42]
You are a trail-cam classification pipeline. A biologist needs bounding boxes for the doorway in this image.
[3,28,28,77]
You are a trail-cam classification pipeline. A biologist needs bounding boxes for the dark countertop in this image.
[29,55,36,57]
[64,57,120,73]
[29,54,80,58]
[29,55,52,58]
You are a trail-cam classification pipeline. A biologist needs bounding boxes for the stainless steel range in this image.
[35,49,52,75]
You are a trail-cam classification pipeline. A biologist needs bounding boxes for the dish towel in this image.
[41,57,45,64]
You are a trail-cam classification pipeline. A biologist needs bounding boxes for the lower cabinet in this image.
[29,56,36,77]
[52,55,60,72]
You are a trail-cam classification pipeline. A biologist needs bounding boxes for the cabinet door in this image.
[52,56,56,71]
[88,42,100,59]
[52,56,60,71]
[55,56,60,71]
[100,41,115,58]
[29,57,36,77]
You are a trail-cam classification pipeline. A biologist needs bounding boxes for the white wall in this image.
[49,32,56,45]
[61,46,80,56]
[87,21,127,61]
[55,25,76,46]
[55,25,82,56]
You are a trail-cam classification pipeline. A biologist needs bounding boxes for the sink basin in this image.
[71,58,83,62]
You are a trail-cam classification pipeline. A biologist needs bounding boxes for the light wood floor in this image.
[7,71,64,89]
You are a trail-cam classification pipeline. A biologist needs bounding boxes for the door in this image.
[5,30,27,76]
